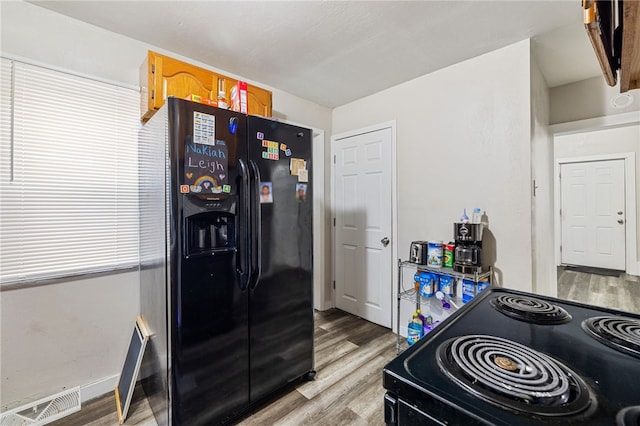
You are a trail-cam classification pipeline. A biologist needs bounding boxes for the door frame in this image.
[330,121,398,319]
[554,152,638,275]
[312,129,326,311]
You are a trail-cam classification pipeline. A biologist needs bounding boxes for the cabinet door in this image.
[247,85,272,117]
[225,80,273,117]
[151,52,217,109]
[140,51,273,121]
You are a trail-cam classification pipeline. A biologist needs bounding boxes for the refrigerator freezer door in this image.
[170,98,250,425]
[246,116,314,403]
[175,253,248,424]
[140,102,250,426]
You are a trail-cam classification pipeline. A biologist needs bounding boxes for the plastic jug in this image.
[407,313,423,345]
[460,208,469,223]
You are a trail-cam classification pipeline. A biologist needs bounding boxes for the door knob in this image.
[381,237,390,247]
[618,219,624,224]
[618,211,623,215]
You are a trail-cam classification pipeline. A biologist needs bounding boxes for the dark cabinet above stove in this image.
[583,0,640,92]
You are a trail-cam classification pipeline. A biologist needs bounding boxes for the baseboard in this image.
[80,374,119,403]
[561,265,622,277]
[628,261,640,278]
[622,272,640,282]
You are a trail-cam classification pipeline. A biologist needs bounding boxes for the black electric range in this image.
[383,287,640,425]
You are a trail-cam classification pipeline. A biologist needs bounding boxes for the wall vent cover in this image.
[0,387,81,426]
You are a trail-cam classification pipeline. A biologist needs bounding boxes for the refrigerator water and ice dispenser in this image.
[185,212,234,255]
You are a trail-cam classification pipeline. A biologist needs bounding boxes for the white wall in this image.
[333,41,534,302]
[530,55,555,297]
[0,0,332,409]
[550,76,640,125]
[0,271,139,409]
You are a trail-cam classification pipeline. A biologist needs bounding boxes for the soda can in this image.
[443,243,454,268]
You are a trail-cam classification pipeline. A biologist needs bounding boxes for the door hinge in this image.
[151,63,155,74]
[333,155,336,164]
[333,217,336,227]
[333,280,336,289]
[151,89,155,100]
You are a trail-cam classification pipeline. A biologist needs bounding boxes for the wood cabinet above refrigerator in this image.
[140,51,272,122]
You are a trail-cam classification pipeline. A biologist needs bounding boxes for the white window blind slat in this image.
[0,59,140,285]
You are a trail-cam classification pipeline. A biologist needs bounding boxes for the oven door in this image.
[385,393,443,425]
[384,392,491,426]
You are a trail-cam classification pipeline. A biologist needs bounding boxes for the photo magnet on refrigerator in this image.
[295,183,307,202]
[260,182,273,203]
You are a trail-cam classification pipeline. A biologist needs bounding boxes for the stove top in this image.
[383,288,640,425]
[582,315,640,359]
[436,334,593,417]
[490,293,572,324]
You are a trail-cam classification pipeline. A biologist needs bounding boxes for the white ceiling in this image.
[29,0,603,108]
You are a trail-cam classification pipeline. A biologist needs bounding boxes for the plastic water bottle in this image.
[407,313,423,345]
[472,208,482,224]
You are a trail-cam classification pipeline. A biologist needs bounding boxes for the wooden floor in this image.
[557,266,640,314]
[50,309,396,426]
[48,268,640,426]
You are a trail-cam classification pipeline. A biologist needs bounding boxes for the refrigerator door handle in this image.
[248,160,262,290]
[237,158,250,291]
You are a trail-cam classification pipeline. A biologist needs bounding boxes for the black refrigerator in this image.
[139,97,315,425]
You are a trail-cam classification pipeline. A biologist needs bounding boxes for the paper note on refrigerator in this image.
[290,158,306,176]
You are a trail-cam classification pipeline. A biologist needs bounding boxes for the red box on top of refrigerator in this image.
[231,81,248,114]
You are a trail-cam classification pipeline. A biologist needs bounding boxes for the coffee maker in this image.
[453,222,483,273]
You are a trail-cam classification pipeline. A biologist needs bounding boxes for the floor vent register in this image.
[0,387,81,426]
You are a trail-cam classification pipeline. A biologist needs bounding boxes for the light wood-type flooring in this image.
[557,266,640,314]
[46,268,640,426]
[50,309,396,426]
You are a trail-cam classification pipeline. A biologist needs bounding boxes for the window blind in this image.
[0,58,140,285]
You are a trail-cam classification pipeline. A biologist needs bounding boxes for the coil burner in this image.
[436,335,593,416]
[617,406,640,426]
[582,316,640,359]
[490,294,572,325]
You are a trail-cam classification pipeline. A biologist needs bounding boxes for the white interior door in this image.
[333,127,392,327]
[560,159,626,270]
